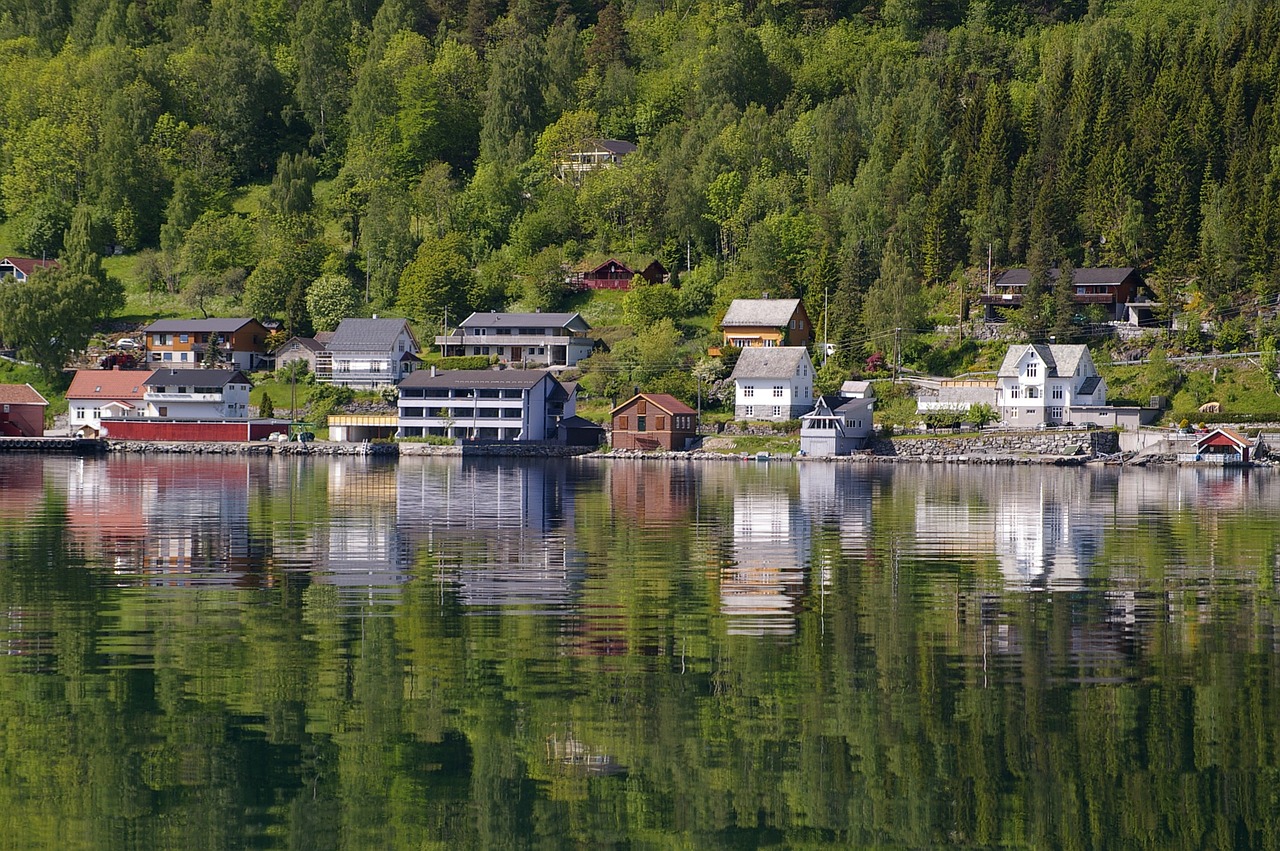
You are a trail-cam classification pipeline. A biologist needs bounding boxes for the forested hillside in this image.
[1,0,1278,398]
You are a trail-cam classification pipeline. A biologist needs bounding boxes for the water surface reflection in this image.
[0,455,1278,848]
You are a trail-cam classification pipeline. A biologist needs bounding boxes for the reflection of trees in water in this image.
[0,458,1278,846]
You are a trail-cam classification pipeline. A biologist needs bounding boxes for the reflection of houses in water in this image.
[397,458,584,613]
[60,457,259,586]
[607,462,697,525]
[319,457,407,603]
[910,469,1108,589]
[723,489,809,636]
[545,731,625,777]
[0,460,51,523]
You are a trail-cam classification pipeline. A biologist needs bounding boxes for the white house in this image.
[66,369,151,436]
[324,318,420,388]
[397,368,575,441]
[729,346,814,421]
[434,312,595,367]
[799,394,875,456]
[996,344,1107,428]
[142,369,252,419]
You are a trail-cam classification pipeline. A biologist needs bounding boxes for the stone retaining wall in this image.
[869,429,1119,459]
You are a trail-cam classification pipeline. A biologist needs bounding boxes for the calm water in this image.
[1,454,1278,849]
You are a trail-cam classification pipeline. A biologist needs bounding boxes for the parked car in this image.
[115,338,138,350]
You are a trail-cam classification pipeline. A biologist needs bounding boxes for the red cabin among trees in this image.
[570,256,668,291]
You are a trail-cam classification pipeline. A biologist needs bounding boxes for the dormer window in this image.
[1026,363,1038,378]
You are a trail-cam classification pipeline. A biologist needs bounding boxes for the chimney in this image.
[372,313,379,320]
[761,291,769,299]
[430,365,437,377]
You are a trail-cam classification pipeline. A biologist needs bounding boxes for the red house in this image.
[1193,428,1252,464]
[570,256,668,291]
[610,393,698,451]
[0,384,48,436]
[0,257,59,283]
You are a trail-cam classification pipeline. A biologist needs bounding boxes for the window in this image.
[744,386,754,397]
[763,339,777,347]
[158,406,168,417]
[656,416,666,430]
[773,385,784,398]
[1026,363,1038,378]
[745,406,753,417]
[617,415,628,430]
[772,406,782,417]
[163,352,172,361]
[636,416,646,432]
[1026,386,1039,399]
[1010,385,1020,399]
[1011,408,1018,418]
[179,334,189,343]
[1050,407,1064,420]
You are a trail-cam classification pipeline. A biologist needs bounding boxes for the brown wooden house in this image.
[610,393,698,451]
[570,256,668,291]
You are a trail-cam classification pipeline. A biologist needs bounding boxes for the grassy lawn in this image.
[702,434,800,455]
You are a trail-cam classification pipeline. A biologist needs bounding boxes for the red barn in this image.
[610,393,698,451]
[0,384,48,436]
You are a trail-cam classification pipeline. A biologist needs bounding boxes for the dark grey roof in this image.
[145,369,249,387]
[145,318,261,333]
[729,346,811,381]
[558,415,603,430]
[278,336,326,353]
[458,312,590,332]
[328,318,416,352]
[399,368,555,391]
[1077,375,1101,395]
[721,298,803,328]
[594,139,637,155]
[995,267,1138,288]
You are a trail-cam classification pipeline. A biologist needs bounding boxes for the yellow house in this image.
[719,298,813,349]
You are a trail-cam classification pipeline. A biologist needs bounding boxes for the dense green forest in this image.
[1,0,1279,397]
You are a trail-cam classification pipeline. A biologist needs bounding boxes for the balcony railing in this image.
[435,334,585,348]
[144,392,225,402]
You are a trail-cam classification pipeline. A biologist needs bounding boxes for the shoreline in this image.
[0,434,1268,468]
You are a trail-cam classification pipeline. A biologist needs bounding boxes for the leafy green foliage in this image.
[3,0,1280,391]
[0,267,124,379]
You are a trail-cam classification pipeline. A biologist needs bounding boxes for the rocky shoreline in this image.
[0,430,1270,467]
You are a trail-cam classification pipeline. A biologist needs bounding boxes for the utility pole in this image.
[823,287,830,366]
[896,326,906,383]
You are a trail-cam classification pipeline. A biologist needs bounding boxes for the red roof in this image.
[0,383,49,405]
[1196,427,1251,450]
[1,257,60,278]
[66,369,152,401]
[611,392,696,417]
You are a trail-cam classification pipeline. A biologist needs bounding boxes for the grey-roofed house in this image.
[324,318,420,388]
[397,367,575,441]
[979,267,1145,321]
[435,312,595,367]
[995,344,1107,428]
[144,318,269,370]
[273,332,333,375]
[556,138,637,185]
[729,346,814,421]
[800,394,875,456]
[141,368,252,419]
[720,298,813,348]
